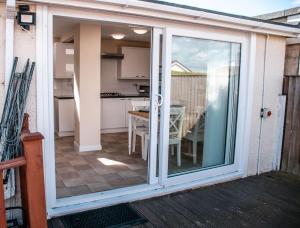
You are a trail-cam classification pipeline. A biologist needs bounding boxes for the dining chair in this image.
[169,105,185,166]
[130,100,150,160]
[144,105,185,166]
[184,107,205,164]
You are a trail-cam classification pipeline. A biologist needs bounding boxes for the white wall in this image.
[0,3,5,117]
[74,23,101,152]
[247,35,286,175]
[53,78,73,96]
[101,39,150,94]
[0,3,37,131]
[14,6,37,132]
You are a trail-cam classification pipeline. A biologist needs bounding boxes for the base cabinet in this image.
[101,97,146,133]
[54,98,75,137]
[101,98,125,130]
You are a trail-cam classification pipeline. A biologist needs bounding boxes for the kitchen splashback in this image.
[54,78,73,96]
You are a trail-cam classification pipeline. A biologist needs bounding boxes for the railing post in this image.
[0,170,7,228]
[20,132,47,228]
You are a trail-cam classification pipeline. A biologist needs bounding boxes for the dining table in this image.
[128,111,149,154]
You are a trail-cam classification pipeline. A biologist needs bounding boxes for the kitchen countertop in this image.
[100,94,149,98]
[54,94,149,99]
[54,95,74,99]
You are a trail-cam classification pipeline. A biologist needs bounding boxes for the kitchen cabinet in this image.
[101,98,125,130]
[117,47,150,80]
[54,43,74,78]
[54,98,75,137]
[101,97,147,133]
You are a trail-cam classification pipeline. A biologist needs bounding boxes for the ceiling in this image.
[53,16,151,42]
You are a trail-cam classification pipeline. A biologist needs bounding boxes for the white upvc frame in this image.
[35,4,254,217]
[148,27,163,185]
[159,27,250,187]
[36,5,166,217]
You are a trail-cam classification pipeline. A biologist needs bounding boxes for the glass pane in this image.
[168,36,240,176]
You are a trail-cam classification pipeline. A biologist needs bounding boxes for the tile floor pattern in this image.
[55,133,148,198]
[56,132,205,198]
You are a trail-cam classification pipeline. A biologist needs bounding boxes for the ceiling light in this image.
[111,33,125,40]
[133,28,148,35]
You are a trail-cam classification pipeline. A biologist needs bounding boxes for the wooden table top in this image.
[128,111,149,119]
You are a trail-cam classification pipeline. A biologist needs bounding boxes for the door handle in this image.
[155,94,163,107]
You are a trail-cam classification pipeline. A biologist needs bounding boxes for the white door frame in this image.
[148,27,163,185]
[36,5,166,216]
[35,5,254,217]
[159,27,250,186]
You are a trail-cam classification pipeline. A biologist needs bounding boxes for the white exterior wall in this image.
[0,3,6,117]
[14,5,37,132]
[0,4,37,131]
[259,36,286,172]
[247,35,286,175]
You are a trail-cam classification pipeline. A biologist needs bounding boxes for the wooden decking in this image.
[48,172,300,228]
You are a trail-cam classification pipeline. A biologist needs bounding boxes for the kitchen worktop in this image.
[100,94,149,98]
[54,95,74,99]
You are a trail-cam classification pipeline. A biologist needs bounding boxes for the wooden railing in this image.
[0,113,47,228]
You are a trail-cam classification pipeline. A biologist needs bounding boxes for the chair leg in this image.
[177,142,181,167]
[193,141,197,164]
[141,134,144,159]
[132,133,136,153]
[143,135,149,160]
[171,145,175,156]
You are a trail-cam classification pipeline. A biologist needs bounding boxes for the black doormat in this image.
[61,203,148,228]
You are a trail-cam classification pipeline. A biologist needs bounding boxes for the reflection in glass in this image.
[168,36,240,176]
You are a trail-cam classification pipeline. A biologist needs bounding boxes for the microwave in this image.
[138,85,150,95]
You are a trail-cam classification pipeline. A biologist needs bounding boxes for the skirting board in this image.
[56,131,74,137]
[74,141,102,152]
[101,128,128,134]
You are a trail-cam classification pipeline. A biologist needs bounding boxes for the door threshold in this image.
[48,170,243,218]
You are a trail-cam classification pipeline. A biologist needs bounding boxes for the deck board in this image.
[48,172,300,228]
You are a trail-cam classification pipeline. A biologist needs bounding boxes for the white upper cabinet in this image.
[54,43,74,78]
[118,47,150,80]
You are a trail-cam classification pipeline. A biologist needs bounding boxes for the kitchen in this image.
[52,16,214,201]
[53,18,152,198]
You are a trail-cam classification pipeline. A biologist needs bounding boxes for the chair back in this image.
[131,100,150,111]
[131,100,150,129]
[191,106,205,138]
[169,105,185,140]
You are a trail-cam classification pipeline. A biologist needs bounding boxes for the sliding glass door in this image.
[159,28,245,185]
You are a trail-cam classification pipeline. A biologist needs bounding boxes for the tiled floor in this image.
[55,133,148,198]
[55,132,205,198]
